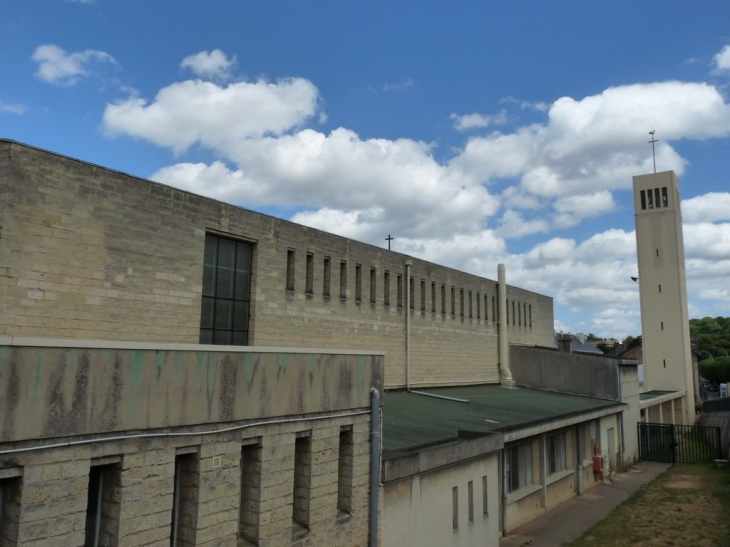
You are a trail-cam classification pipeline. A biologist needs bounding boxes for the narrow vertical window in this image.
[512,301,516,325]
[337,427,354,517]
[518,302,521,326]
[420,280,426,312]
[431,283,436,313]
[451,287,456,317]
[640,190,646,210]
[484,294,488,322]
[292,433,312,535]
[468,291,473,318]
[323,257,331,297]
[506,299,510,324]
[170,452,199,547]
[482,475,488,515]
[452,486,458,530]
[355,264,362,302]
[647,190,654,209]
[370,268,376,304]
[492,297,496,323]
[305,253,314,295]
[340,261,347,299]
[523,304,527,328]
[662,186,668,207]
[384,271,390,306]
[656,248,659,257]
[397,275,403,308]
[239,441,262,545]
[661,321,664,330]
[0,471,22,546]
[663,359,666,368]
[467,481,474,522]
[286,249,295,292]
[529,304,532,328]
[441,284,446,315]
[654,188,661,208]
[460,289,465,318]
[659,284,662,293]
[476,292,480,320]
[85,462,122,547]
[200,235,253,345]
[409,277,415,310]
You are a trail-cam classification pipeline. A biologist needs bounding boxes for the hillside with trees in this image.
[690,316,730,384]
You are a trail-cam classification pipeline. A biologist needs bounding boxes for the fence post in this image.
[670,425,676,465]
[716,427,722,460]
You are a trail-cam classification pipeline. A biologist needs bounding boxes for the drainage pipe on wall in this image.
[369,387,381,547]
[497,264,514,384]
[575,424,583,495]
[501,449,508,536]
[405,259,412,389]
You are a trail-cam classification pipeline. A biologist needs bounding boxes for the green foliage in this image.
[698,356,730,384]
[622,335,642,350]
[690,316,730,358]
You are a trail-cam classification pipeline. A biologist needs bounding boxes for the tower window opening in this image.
[640,190,647,210]
[662,187,668,207]
[654,188,661,208]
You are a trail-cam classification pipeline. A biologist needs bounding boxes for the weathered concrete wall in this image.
[382,453,499,547]
[700,412,730,459]
[0,140,554,388]
[0,339,383,443]
[510,345,621,400]
[0,341,380,546]
[619,365,640,463]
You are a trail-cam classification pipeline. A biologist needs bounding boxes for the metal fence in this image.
[702,396,730,413]
[638,422,722,464]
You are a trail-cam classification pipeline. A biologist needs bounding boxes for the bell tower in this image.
[633,171,695,425]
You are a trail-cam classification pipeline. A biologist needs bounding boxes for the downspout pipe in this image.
[501,449,508,536]
[575,424,583,495]
[498,264,515,388]
[369,387,381,547]
[405,260,412,390]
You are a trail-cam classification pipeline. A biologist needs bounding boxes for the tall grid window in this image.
[547,433,567,474]
[506,443,533,493]
[201,234,252,345]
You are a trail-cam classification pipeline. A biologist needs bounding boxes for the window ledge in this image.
[506,483,541,505]
[336,510,353,525]
[546,468,574,486]
[291,523,309,541]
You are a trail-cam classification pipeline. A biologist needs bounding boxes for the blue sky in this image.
[2,1,730,339]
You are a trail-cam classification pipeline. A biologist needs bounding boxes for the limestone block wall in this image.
[0,140,554,387]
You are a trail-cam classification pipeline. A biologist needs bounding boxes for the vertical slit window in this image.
[384,271,390,306]
[647,190,654,209]
[518,302,521,326]
[640,190,646,210]
[467,481,474,522]
[170,453,199,547]
[355,264,362,302]
[661,321,664,330]
[305,253,314,295]
[492,297,496,323]
[482,476,488,515]
[409,277,415,310]
[529,304,532,328]
[441,285,446,315]
[337,427,354,517]
[506,299,510,324]
[664,359,666,368]
[323,257,331,297]
[451,287,456,317]
[512,301,516,325]
[420,280,426,312]
[654,188,661,208]
[460,289,464,318]
[85,463,122,547]
[662,186,669,207]
[659,284,662,293]
[286,249,295,292]
[452,486,458,530]
[292,434,312,533]
[370,268,376,304]
[200,234,253,346]
[523,304,527,328]
[484,294,488,322]
[431,283,436,313]
[239,441,262,545]
[0,472,22,546]
[397,275,403,308]
[468,291,473,318]
[476,292,481,320]
[340,261,347,299]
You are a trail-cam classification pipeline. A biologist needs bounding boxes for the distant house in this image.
[554,333,603,354]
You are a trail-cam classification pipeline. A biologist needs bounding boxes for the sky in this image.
[2,1,730,340]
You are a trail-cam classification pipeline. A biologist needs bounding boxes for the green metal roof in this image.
[382,384,622,459]
[640,389,678,401]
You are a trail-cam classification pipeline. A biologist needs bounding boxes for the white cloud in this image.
[382,79,413,92]
[713,45,730,72]
[0,100,26,114]
[450,110,508,131]
[32,44,117,86]
[552,191,616,228]
[104,77,319,154]
[180,50,236,81]
[682,192,730,223]
[496,210,549,239]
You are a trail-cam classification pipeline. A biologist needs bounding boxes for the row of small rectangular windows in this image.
[0,427,354,546]
[639,186,669,210]
[452,476,489,530]
[286,250,533,328]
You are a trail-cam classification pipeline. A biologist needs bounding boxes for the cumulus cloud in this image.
[32,44,117,86]
[682,192,730,223]
[0,100,26,114]
[104,77,319,154]
[180,50,236,81]
[450,110,508,131]
[713,45,730,72]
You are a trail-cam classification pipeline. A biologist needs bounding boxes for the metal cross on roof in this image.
[385,234,394,250]
[648,130,658,173]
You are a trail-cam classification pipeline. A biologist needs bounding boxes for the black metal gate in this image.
[638,422,722,464]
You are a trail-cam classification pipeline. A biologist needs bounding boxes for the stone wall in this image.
[0,342,380,546]
[0,140,554,387]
